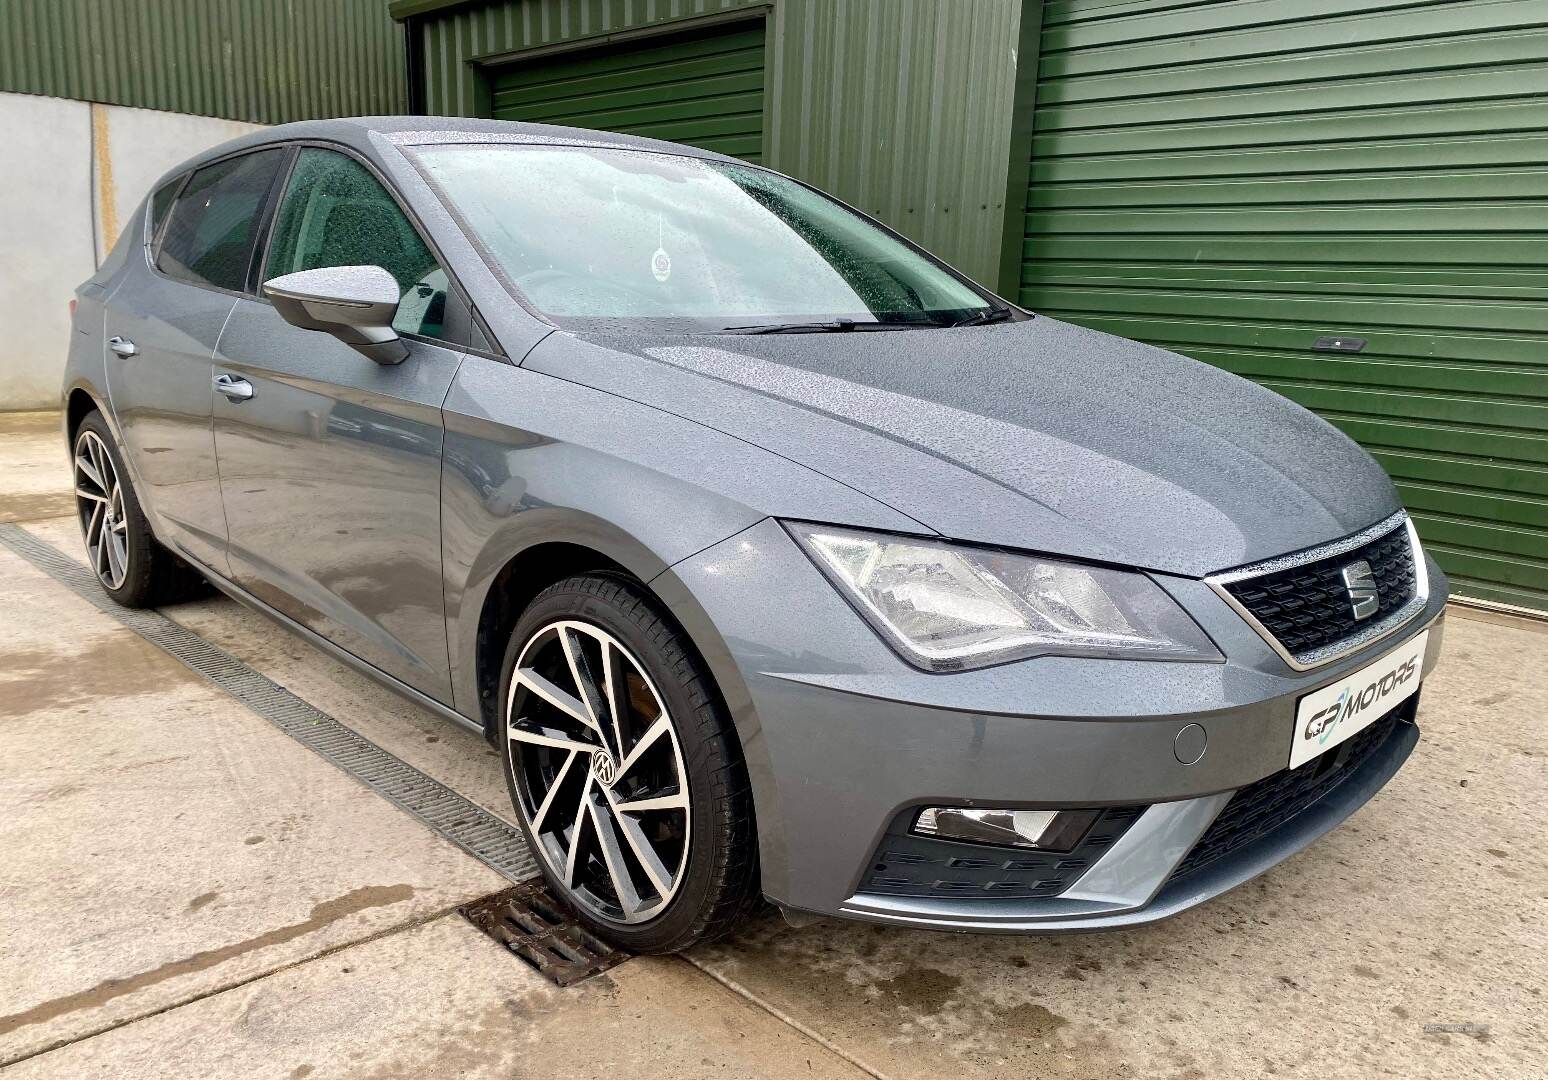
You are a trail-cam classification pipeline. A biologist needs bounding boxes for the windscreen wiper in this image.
[948,306,1016,328]
[717,319,920,334]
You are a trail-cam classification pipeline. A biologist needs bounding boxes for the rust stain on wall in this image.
[90,102,117,261]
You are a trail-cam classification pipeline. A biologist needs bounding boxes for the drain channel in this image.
[0,522,538,885]
[462,884,627,987]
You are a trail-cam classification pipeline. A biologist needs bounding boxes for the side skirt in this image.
[191,555,488,740]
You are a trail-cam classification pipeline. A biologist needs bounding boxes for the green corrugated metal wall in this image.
[1017,0,1548,611]
[400,0,1020,285]
[490,20,765,161]
[0,0,405,124]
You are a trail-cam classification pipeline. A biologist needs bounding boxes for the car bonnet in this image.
[522,315,1402,577]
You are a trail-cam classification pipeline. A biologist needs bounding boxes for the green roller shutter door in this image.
[1018,0,1548,612]
[489,21,766,163]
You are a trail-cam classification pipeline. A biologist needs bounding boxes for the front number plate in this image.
[1291,629,1428,769]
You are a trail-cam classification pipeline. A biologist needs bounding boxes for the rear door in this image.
[104,148,287,573]
[212,145,465,702]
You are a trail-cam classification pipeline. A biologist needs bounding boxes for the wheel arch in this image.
[64,383,117,445]
[466,523,773,916]
[65,386,100,443]
[63,382,154,511]
[469,536,637,738]
[457,508,754,748]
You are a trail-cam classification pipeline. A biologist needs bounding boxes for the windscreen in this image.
[410,144,996,332]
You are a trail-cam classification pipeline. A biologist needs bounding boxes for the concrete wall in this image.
[0,93,95,411]
[0,91,263,410]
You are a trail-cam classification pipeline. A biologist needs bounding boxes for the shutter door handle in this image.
[108,336,138,357]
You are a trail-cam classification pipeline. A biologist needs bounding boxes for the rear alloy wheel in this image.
[72,410,203,608]
[500,574,758,952]
[74,429,130,590]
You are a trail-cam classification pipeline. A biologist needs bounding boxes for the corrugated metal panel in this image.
[413,0,1019,284]
[1018,0,1548,612]
[776,0,1019,287]
[490,20,765,161]
[417,0,764,116]
[0,0,406,124]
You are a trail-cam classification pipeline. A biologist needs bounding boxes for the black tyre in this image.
[72,410,203,608]
[498,573,758,953]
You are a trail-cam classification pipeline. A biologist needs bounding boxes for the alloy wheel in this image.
[507,619,691,925]
[74,430,129,590]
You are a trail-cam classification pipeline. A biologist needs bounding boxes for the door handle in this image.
[108,336,138,357]
[214,373,254,402]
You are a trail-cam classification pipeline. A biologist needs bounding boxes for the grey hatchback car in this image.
[65,117,1447,953]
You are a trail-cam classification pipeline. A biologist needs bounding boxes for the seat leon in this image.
[63,117,1447,952]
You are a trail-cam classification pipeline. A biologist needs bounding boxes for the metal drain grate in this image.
[0,522,538,885]
[462,884,627,986]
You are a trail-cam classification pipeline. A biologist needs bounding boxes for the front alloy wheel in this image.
[508,619,691,925]
[499,574,759,952]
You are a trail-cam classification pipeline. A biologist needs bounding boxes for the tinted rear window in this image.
[157,149,285,292]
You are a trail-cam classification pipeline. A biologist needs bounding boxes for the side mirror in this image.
[263,265,409,365]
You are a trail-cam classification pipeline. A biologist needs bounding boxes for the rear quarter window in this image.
[147,177,182,243]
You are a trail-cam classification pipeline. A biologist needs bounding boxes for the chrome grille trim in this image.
[1206,512,1429,671]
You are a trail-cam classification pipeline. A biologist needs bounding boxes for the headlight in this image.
[787,523,1221,671]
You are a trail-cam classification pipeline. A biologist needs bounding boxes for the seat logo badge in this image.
[592,752,618,787]
[1341,560,1379,621]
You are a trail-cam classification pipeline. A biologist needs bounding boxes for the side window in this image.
[265,148,449,341]
[157,150,285,292]
[146,177,182,243]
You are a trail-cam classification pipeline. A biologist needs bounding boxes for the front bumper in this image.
[840,704,1417,931]
[655,518,1448,930]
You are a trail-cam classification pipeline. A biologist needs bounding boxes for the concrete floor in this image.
[2,409,1544,1078]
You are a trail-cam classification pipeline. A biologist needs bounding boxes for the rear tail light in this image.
[68,298,77,319]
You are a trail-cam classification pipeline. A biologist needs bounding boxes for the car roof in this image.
[156,115,742,192]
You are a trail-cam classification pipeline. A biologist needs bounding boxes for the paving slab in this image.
[20,514,514,823]
[688,614,1548,1079]
[0,546,507,1065]
[4,915,868,1079]
[0,412,73,524]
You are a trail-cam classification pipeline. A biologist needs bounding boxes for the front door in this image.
[212,147,463,702]
[105,149,287,573]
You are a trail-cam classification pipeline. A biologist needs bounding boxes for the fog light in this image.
[913,807,1102,853]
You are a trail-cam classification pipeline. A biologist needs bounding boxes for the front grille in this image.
[1219,521,1417,661]
[858,804,1145,900]
[1169,699,1411,883]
